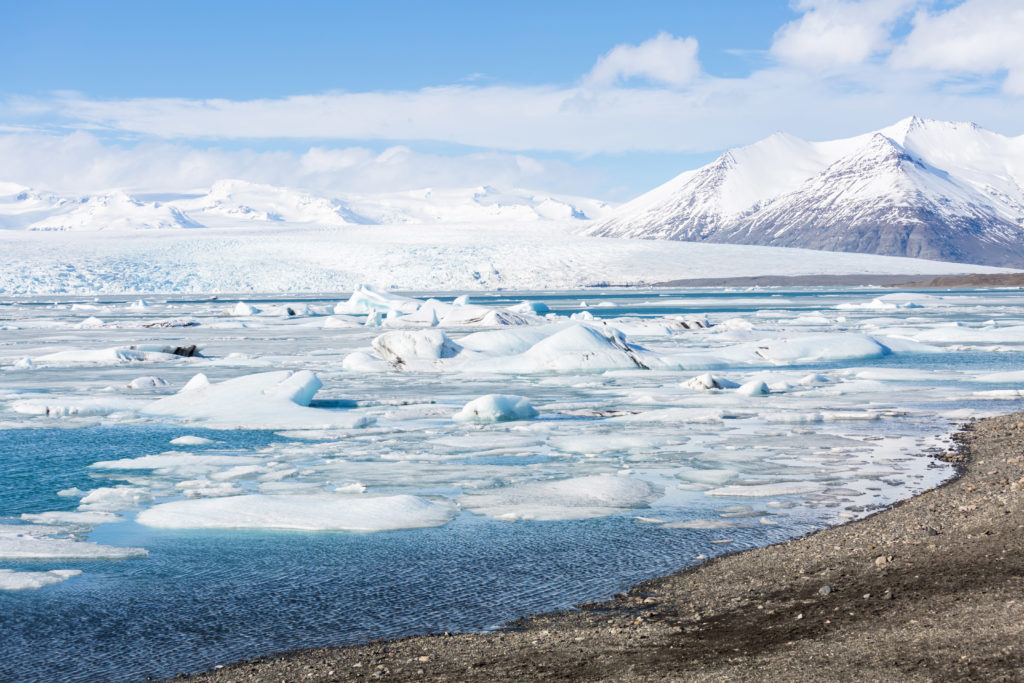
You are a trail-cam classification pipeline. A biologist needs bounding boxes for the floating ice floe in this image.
[142,370,374,430]
[11,396,142,417]
[705,481,825,497]
[168,435,215,446]
[453,394,538,423]
[78,486,154,511]
[684,373,739,391]
[90,453,263,477]
[458,474,661,521]
[662,519,739,529]
[136,493,458,531]
[0,569,82,591]
[21,511,121,527]
[0,524,147,560]
[126,376,170,389]
[227,302,260,316]
[335,284,538,328]
[371,329,462,365]
[31,346,181,364]
[736,380,770,396]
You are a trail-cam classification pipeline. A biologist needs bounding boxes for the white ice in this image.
[459,474,661,521]
[453,395,538,423]
[136,494,458,531]
[0,569,82,591]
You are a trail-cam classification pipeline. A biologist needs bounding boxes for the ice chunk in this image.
[371,330,462,364]
[143,370,371,429]
[684,373,739,391]
[334,284,422,316]
[127,376,170,389]
[0,524,147,560]
[453,395,538,423]
[21,511,121,526]
[78,486,154,511]
[706,482,825,497]
[458,327,554,355]
[169,435,214,446]
[136,494,457,531]
[508,301,550,315]
[0,569,82,591]
[33,347,178,364]
[736,380,770,396]
[483,324,650,373]
[662,519,738,529]
[11,396,140,417]
[749,334,891,364]
[459,474,660,521]
[91,453,262,475]
[227,302,260,316]
[176,481,244,498]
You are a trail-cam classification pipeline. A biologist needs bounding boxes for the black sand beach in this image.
[182,413,1024,681]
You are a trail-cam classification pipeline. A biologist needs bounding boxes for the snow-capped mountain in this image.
[343,185,610,224]
[173,179,373,227]
[0,180,610,231]
[587,118,1024,267]
[0,183,84,229]
[28,191,202,231]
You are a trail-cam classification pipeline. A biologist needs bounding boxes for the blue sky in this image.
[1,0,1021,200]
[3,1,793,97]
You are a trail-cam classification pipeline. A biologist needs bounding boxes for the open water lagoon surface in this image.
[2,287,1024,682]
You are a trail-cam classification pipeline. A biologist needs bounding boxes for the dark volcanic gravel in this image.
[181,413,1024,682]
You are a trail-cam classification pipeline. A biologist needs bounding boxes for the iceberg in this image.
[142,370,373,430]
[453,395,538,423]
[136,493,458,531]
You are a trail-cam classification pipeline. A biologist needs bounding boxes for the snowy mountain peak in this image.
[0,180,612,232]
[28,191,201,232]
[587,118,1024,267]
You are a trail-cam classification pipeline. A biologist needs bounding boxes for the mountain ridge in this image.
[586,117,1024,267]
[0,180,613,231]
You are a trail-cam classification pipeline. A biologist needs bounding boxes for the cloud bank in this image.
[1,0,1021,197]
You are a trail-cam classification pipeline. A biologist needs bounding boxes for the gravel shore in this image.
[183,413,1024,682]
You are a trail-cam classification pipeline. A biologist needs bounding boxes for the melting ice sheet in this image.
[3,285,1024,682]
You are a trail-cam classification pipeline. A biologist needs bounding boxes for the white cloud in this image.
[890,0,1024,94]
[0,131,600,196]
[22,66,1019,159]
[585,32,700,88]
[3,5,1024,200]
[771,0,919,68]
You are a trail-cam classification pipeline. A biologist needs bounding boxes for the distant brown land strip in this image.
[652,273,947,287]
[882,272,1024,288]
[184,413,1024,682]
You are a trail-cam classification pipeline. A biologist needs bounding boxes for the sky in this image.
[2,0,1022,201]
